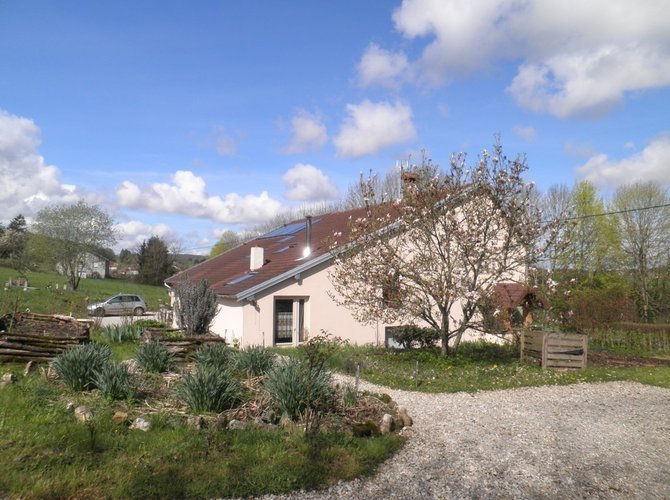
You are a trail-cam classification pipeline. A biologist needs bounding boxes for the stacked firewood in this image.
[0,312,90,362]
[140,328,226,360]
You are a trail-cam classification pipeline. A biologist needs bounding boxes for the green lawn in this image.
[328,342,670,393]
[0,267,169,317]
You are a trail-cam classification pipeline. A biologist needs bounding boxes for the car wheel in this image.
[133,307,145,316]
[94,307,105,317]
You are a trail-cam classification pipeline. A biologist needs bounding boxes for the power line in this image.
[544,202,670,224]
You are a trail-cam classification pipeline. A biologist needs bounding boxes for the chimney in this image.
[250,246,264,271]
[303,215,312,258]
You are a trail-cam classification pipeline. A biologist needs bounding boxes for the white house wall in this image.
[239,259,386,348]
[209,298,244,345]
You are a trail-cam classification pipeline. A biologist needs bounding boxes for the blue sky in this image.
[1,0,669,254]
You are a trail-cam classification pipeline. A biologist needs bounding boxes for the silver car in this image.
[87,294,147,316]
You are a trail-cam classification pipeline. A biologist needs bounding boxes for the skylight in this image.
[226,273,256,285]
[258,218,320,239]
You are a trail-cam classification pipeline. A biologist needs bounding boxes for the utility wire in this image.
[561,202,670,222]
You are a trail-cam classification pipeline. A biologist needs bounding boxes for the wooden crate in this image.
[521,330,588,369]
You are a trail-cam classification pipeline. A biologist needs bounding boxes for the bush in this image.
[194,343,236,369]
[98,323,142,343]
[133,319,167,329]
[265,357,334,422]
[94,361,133,400]
[173,279,217,336]
[389,325,439,349]
[235,346,275,376]
[176,366,243,413]
[136,341,174,373]
[52,343,112,391]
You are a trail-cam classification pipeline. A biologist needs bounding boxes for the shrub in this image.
[52,343,112,391]
[98,323,142,343]
[94,361,133,400]
[136,341,174,373]
[194,343,236,369]
[235,346,275,377]
[389,325,439,349]
[265,357,334,422]
[173,279,217,336]
[134,319,167,329]
[176,366,243,413]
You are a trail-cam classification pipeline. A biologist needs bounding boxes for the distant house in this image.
[166,202,525,348]
[56,252,110,279]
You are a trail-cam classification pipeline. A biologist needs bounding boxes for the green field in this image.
[0,267,169,317]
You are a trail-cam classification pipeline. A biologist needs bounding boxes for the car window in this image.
[109,297,122,304]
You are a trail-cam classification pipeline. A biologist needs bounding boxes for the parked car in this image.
[87,294,147,316]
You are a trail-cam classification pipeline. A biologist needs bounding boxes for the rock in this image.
[112,411,129,425]
[227,419,247,430]
[66,401,76,412]
[74,405,93,423]
[24,361,38,377]
[253,416,277,431]
[187,415,204,430]
[0,372,16,388]
[398,407,413,427]
[121,359,141,375]
[380,413,394,434]
[130,417,151,432]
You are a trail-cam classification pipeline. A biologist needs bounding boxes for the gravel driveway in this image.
[268,379,670,499]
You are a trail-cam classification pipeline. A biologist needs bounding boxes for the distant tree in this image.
[118,248,135,264]
[613,181,670,321]
[32,202,116,290]
[330,143,558,356]
[209,230,240,258]
[0,214,29,273]
[137,236,174,286]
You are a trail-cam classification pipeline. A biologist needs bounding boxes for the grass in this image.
[0,267,169,317]
[0,372,403,499]
[329,342,670,393]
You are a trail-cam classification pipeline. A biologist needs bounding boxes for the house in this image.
[56,252,110,279]
[166,197,528,348]
[165,207,392,347]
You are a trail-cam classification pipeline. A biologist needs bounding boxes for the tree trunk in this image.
[440,313,450,356]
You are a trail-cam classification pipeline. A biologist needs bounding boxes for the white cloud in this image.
[577,134,670,187]
[334,100,416,158]
[114,220,177,250]
[215,127,236,156]
[357,43,409,88]
[513,125,536,142]
[282,110,328,154]
[282,164,340,201]
[384,0,670,117]
[116,170,283,224]
[0,109,84,219]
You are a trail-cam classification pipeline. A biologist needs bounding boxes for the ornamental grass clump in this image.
[52,342,112,391]
[176,365,243,413]
[136,341,174,373]
[98,323,142,343]
[265,357,334,422]
[194,343,237,369]
[235,346,275,376]
[93,361,133,400]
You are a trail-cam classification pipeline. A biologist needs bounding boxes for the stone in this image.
[24,361,39,377]
[121,359,141,374]
[227,419,247,430]
[0,372,16,388]
[253,416,277,431]
[130,417,151,432]
[66,401,76,412]
[74,406,93,423]
[112,411,129,425]
[187,415,204,430]
[380,413,394,434]
[399,407,413,427]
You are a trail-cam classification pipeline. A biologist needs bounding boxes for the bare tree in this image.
[329,143,556,355]
[32,201,116,290]
[613,181,670,321]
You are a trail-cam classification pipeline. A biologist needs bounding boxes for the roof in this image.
[165,206,372,299]
[493,283,544,309]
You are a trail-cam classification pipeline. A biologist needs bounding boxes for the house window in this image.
[274,298,307,345]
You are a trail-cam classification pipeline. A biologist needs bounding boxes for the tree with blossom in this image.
[329,142,558,356]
